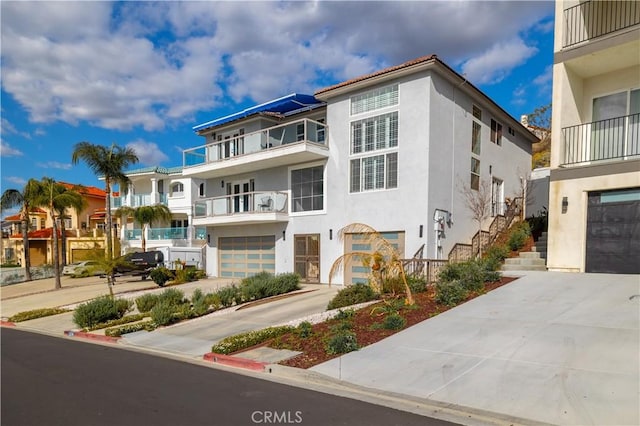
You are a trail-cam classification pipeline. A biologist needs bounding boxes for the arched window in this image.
[171,182,184,195]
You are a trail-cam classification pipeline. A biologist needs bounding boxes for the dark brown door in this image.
[294,234,320,283]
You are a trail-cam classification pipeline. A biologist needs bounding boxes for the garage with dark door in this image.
[585,188,640,274]
[218,236,275,278]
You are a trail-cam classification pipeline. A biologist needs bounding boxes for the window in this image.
[471,158,480,190]
[351,85,398,115]
[473,105,482,120]
[291,165,324,212]
[508,126,516,136]
[198,183,205,197]
[491,119,502,145]
[171,182,184,195]
[351,112,398,154]
[350,153,398,193]
[64,218,72,229]
[472,121,481,155]
[31,218,37,230]
[40,218,45,229]
[171,219,188,228]
[591,89,640,159]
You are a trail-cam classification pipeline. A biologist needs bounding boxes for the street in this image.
[1,328,458,426]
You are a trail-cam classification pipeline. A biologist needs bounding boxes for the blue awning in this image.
[193,93,325,132]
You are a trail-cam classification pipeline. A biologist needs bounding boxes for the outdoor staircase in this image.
[502,232,548,272]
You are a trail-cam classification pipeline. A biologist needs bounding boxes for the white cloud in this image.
[126,140,169,166]
[533,65,553,87]
[5,176,27,185]
[1,1,553,130]
[0,140,23,157]
[36,161,72,170]
[461,38,539,85]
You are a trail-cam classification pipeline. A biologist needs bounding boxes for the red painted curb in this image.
[1,320,16,327]
[64,330,120,344]
[203,352,267,371]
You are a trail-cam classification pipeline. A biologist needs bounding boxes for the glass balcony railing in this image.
[184,118,327,168]
[149,227,188,240]
[563,0,640,48]
[562,113,640,165]
[195,227,206,240]
[125,229,142,240]
[194,191,288,219]
[110,193,168,208]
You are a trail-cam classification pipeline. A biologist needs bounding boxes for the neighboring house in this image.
[5,184,109,266]
[175,55,537,284]
[110,166,207,268]
[548,0,640,273]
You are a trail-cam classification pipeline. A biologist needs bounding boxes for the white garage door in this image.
[219,236,276,278]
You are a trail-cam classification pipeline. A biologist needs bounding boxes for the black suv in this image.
[116,250,164,280]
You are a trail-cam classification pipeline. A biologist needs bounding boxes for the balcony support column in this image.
[187,212,193,242]
[125,183,133,207]
[150,178,158,204]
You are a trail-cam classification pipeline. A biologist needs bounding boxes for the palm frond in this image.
[328,251,372,286]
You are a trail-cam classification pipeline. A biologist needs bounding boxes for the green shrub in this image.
[158,288,185,306]
[192,298,209,316]
[105,320,156,337]
[383,313,407,330]
[327,284,378,310]
[217,285,239,308]
[370,299,404,316]
[332,309,355,321]
[9,307,71,322]
[330,320,353,333]
[135,293,159,313]
[296,321,313,338]
[86,313,147,331]
[73,296,132,328]
[381,276,405,294]
[174,268,197,284]
[435,281,468,306]
[406,276,428,293]
[175,303,196,321]
[150,300,177,326]
[325,330,358,355]
[211,325,294,355]
[204,292,221,310]
[239,272,301,302]
[438,261,483,292]
[150,267,174,287]
[508,222,532,251]
[483,245,509,271]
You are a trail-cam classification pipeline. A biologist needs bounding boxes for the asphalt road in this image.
[1,329,458,426]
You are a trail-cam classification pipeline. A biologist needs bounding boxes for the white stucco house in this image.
[118,55,538,284]
[547,0,640,273]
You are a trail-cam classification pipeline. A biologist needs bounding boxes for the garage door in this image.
[344,231,405,285]
[586,188,640,274]
[219,236,275,278]
[29,241,47,266]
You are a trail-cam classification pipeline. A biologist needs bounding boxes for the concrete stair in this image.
[501,232,548,272]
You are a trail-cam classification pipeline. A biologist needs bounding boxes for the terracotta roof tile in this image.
[10,227,75,239]
[315,55,438,95]
[59,182,106,198]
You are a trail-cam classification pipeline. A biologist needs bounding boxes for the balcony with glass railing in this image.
[193,191,289,225]
[110,193,168,209]
[563,0,640,48]
[126,227,206,241]
[183,119,328,177]
[561,113,640,166]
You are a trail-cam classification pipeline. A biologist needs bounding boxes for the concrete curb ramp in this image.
[64,330,120,344]
[203,352,268,371]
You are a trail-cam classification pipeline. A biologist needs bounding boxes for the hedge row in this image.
[211,326,294,355]
[9,307,71,323]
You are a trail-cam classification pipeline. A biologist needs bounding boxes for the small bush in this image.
[73,296,130,328]
[150,300,177,326]
[406,276,428,293]
[327,284,378,310]
[438,261,483,292]
[86,313,147,331]
[381,276,405,295]
[383,313,407,330]
[192,298,209,316]
[158,288,185,306]
[296,321,313,338]
[483,245,509,271]
[135,293,159,313]
[204,292,222,310]
[9,307,71,322]
[217,285,239,308]
[325,330,358,355]
[150,267,174,287]
[174,268,197,284]
[508,222,532,251]
[332,309,355,321]
[211,326,294,355]
[330,320,353,333]
[435,281,468,306]
[239,272,301,302]
[105,321,156,337]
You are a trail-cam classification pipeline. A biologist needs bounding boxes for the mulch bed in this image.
[261,276,517,369]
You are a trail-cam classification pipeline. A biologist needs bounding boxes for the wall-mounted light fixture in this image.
[207,234,210,244]
[329,229,333,240]
[221,180,225,188]
[562,197,568,214]
[282,230,286,241]
[419,225,423,238]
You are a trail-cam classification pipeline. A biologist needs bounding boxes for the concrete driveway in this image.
[120,285,338,357]
[311,272,640,426]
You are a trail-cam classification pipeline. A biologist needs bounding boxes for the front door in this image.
[227,180,254,213]
[294,234,320,283]
[492,177,504,216]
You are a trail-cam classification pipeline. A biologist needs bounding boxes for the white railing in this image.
[111,193,169,208]
[194,191,288,218]
[183,118,327,168]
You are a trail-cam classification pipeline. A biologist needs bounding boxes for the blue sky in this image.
[1,1,554,218]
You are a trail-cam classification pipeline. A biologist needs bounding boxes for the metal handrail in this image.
[194,191,289,218]
[563,0,640,48]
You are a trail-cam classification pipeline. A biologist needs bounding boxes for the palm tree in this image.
[53,184,87,266]
[71,142,138,259]
[328,223,414,305]
[32,178,85,290]
[0,179,41,281]
[116,204,172,252]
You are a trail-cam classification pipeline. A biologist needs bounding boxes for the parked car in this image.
[115,250,164,280]
[62,261,105,277]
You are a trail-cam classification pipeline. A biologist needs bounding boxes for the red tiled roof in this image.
[59,182,106,198]
[10,227,75,239]
[315,55,438,95]
[3,207,47,222]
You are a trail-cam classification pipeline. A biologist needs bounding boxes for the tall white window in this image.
[291,165,323,212]
[351,85,398,115]
[351,112,398,154]
[592,89,640,159]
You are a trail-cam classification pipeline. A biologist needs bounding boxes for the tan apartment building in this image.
[548,0,640,273]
